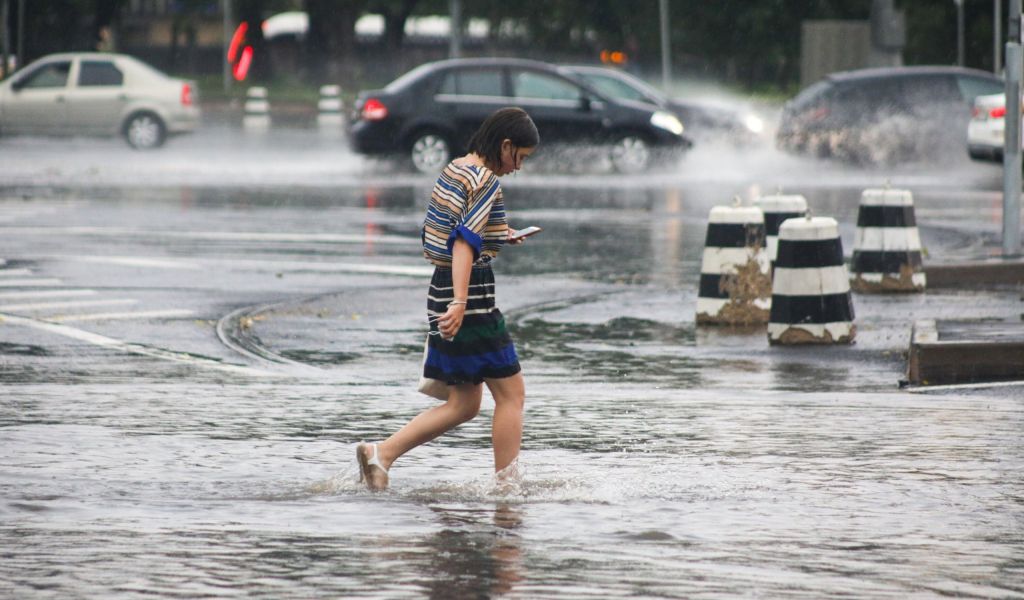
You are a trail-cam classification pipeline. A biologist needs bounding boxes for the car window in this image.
[78,61,124,87]
[438,72,456,95]
[839,79,903,114]
[459,69,503,96]
[437,69,504,97]
[512,71,582,102]
[18,61,72,89]
[576,72,650,103]
[901,75,960,105]
[956,76,1004,102]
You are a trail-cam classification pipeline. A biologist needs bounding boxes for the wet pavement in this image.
[1,130,1023,598]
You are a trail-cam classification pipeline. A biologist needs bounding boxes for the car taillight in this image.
[361,98,388,121]
[990,106,1006,119]
[181,83,192,106]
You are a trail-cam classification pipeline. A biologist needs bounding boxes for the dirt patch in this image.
[698,256,771,326]
[851,263,924,293]
[770,324,857,345]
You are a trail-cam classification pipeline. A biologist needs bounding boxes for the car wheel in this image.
[410,131,451,174]
[124,112,166,150]
[609,133,652,174]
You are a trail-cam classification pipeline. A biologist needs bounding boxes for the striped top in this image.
[422,161,508,267]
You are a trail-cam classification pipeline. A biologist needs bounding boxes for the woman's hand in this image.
[438,302,466,339]
[507,228,525,245]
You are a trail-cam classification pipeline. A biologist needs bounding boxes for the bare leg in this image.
[375,383,483,471]
[485,372,525,473]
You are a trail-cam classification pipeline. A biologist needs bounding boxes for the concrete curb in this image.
[904,318,1024,387]
[925,258,1024,288]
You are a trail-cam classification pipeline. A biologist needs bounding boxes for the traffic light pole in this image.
[659,0,671,92]
[222,0,232,94]
[1004,0,1022,256]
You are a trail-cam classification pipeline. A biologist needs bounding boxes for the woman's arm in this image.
[438,237,473,339]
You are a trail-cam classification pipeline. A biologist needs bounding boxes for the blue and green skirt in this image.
[425,263,521,385]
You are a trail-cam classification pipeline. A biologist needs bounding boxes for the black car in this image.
[564,65,767,147]
[349,58,690,173]
[776,66,1003,164]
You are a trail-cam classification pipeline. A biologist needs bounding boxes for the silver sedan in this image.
[0,52,200,149]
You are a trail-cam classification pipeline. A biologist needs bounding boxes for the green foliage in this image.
[8,0,1007,93]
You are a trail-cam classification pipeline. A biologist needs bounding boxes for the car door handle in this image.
[55,95,65,103]
[118,94,127,101]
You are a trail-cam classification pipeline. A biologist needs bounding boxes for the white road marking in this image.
[0,298,136,312]
[51,309,195,323]
[212,258,433,277]
[0,268,32,277]
[1,226,417,245]
[0,278,62,287]
[58,255,433,277]
[0,312,281,378]
[71,255,201,270]
[0,289,97,300]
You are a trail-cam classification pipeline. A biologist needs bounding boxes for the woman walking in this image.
[357,107,540,492]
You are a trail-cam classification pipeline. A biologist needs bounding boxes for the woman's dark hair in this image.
[466,107,540,170]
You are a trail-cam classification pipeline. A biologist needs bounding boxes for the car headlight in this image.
[742,113,765,134]
[650,111,684,136]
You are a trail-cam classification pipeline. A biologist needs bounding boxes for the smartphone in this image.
[510,226,542,241]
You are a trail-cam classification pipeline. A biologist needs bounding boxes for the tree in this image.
[304,0,368,83]
[370,0,420,54]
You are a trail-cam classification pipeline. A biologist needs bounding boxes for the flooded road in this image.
[1,132,1022,597]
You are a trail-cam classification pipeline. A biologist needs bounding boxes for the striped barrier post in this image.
[768,216,856,345]
[317,85,344,131]
[696,205,771,325]
[243,87,270,131]
[850,187,925,293]
[754,193,808,271]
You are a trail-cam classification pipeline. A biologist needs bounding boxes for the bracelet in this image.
[449,300,467,305]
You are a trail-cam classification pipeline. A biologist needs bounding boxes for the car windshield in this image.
[956,76,1004,102]
[119,55,171,83]
[385,63,436,92]
[574,71,655,104]
[789,80,832,110]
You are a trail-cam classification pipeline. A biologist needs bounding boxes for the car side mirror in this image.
[579,96,593,111]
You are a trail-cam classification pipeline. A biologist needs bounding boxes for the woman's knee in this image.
[493,388,525,412]
[489,375,525,412]
[447,386,482,422]
[456,400,481,422]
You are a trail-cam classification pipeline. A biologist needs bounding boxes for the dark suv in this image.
[776,66,1003,164]
[348,58,690,173]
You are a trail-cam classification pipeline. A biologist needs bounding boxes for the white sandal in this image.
[357,443,389,491]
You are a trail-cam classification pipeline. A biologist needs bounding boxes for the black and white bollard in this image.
[696,205,771,325]
[768,216,856,345]
[243,87,271,131]
[317,85,344,131]
[850,187,925,293]
[754,193,808,270]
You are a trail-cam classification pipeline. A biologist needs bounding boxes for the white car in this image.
[968,92,1014,162]
[0,52,199,149]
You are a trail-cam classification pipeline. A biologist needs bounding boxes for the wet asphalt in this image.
[1,128,1023,598]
